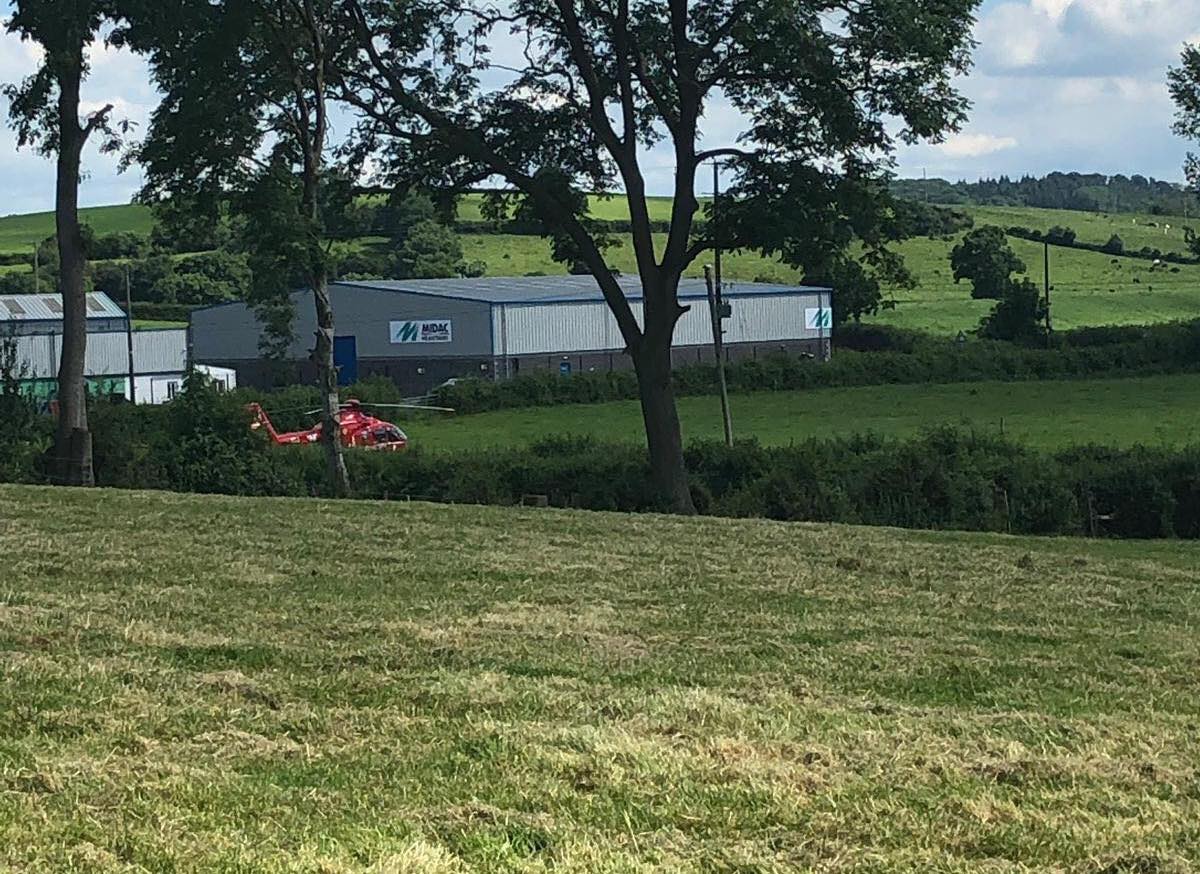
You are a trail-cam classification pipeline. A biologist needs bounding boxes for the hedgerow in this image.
[61,379,1200,540]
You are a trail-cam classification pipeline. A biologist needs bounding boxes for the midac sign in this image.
[805,307,833,331]
[390,320,453,344]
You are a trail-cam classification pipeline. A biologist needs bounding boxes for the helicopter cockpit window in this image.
[374,427,405,443]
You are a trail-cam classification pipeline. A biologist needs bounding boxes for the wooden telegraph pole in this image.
[708,161,733,447]
[125,266,137,404]
[1043,241,1053,348]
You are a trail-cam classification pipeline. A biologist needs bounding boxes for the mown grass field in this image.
[405,374,1200,452]
[1,485,1197,871]
[4,198,1200,333]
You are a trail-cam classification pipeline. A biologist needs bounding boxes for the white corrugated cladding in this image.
[687,292,822,345]
[132,329,188,373]
[491,291,826,356]
[494,301,618,356]
[10,329,187,379]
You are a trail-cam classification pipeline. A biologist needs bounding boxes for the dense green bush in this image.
[90,231,149,261]
[0,339,51,483]
[126,302,195,323]
[0,272,37,295]
[90,375,310,495]
[92,251,251,305]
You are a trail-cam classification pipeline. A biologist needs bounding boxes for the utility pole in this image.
[712,161,724,306]
[32,242,40,294]
[708,160,732,447]
[124,265,137,404]
[705,265,734,447]
[1043,241,1052,348]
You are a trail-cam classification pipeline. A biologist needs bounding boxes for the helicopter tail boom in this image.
[246,403,282,443]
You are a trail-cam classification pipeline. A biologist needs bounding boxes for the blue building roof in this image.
[332,276,829,305]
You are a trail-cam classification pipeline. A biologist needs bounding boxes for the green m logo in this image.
[806,307,832,330]
[393,321,420,343]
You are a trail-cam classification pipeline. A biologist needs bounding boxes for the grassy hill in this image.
[455,192,683,223]
[0,203,153,255]
[1,484,1197,871]
[969,204,1194,256]
[3,198,1199,333]
[403,373,1200,453]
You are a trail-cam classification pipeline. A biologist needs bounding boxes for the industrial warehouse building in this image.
[191,276,833,393]
[1,292,235,404]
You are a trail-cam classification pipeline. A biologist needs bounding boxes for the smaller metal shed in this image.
[0,292,127,336]
[1,292,199,404]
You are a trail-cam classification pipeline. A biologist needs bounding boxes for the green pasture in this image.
[403,373,1200,453]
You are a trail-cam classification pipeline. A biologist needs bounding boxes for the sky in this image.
[1,0,1198,216]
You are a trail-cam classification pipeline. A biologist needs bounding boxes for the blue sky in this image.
[1,0,1197,215]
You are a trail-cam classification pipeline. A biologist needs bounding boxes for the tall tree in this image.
[978,277,1046,344]
[950,226,1025,300]
[4,0,125,486]
[338,0,979,512]
[1170,45,1200,200]
[128,0,352,496]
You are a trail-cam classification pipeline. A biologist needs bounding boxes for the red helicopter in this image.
[247,399,451,452]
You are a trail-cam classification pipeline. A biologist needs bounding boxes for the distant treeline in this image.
[893,172,1197,216]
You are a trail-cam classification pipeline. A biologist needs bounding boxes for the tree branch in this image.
[695,147,754,164]
[81,103,114,142]
[342,0,645,350]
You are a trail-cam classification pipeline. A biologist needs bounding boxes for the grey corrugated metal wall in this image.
[191,286,492,362]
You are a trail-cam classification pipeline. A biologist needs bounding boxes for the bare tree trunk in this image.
[313,275,350,497]
[296,0,350,498]
[51,64,93,487]
[633,292,695,514]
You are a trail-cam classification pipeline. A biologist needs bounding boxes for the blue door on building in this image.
[333,336,358,386]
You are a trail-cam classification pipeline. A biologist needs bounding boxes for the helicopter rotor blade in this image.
[260,405,323,416]
[356,402,456,413]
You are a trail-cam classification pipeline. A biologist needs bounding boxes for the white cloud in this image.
[1032,0,1073,20]
[936,132,1019,158]
[893,0,1195,180]
[976,3,1052,69]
